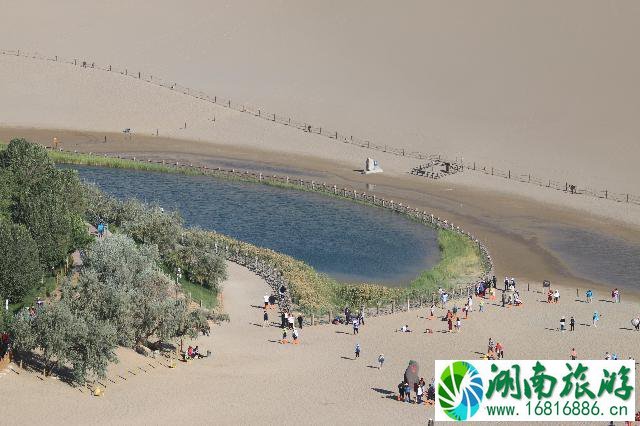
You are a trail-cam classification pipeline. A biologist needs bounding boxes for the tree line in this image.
[1,139,228,383]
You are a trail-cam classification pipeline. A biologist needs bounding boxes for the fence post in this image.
[329,310,332,324]
[138,71,141,78]
[528,174,531,182]
[491,167,494,175]
[565,182,568,192]
[627,194,629,203]
[473,162,476,170]
[407,297,410,311]
[391,300,395,313]
[605,190,608,199]
[508,170,511,179]
[311,313,315,326]
[376,303,380,315]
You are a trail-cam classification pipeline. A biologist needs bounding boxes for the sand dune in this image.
[1,52,639,228]
[2,1,639,194]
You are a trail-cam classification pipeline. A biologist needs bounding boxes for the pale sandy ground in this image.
[1,1,639,195]
[1,262,638,425]
[1,53,639,229]
[1,3,640,423]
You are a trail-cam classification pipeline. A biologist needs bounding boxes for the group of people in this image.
[559,316,575,332]
[611,288,621,303]
[397,378,435,404]
[546,288,560,303]
[486,338,505,360]
[278,311,303,344]
[186,345,205,359]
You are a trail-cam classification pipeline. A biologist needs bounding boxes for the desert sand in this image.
[1,262,638,425]
[1,2,640,424]
[1,1,639,194]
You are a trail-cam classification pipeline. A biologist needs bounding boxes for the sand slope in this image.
[1,262,638,425]
[1,1,639,194]
[1,52,639,228]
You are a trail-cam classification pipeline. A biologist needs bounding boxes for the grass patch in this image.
[410,229,484,291]
[10,273,59,314]
[179,277,218,309]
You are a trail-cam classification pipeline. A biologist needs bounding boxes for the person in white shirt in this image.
[264,294,269,309]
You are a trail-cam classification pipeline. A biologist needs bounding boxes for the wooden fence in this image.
[3,47,638,206]
[44,147,494,326]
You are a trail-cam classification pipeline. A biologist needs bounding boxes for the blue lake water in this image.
[66,165,441,285]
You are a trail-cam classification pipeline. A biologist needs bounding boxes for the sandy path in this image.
[1,261,639,425]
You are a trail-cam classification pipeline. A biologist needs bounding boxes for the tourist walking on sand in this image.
[468,296,473,312]
[430,303,435,318]
[554,289,560,304]
[398,382,405,401]
[378,354,385,369]
[417,380,424,404]
[297,314,303,329]
[560,316,566,332]
[455,317,461,332]
[447,316,453,332]
[288,313,295,330]
[586,289,593,303]
[263,310,269,327]
[404,381,411,403]
[571,348,577,360]
[495,342,504,359]
[570,316,575,331]
[593,311,600,327]
[358,309,365,325]
[269,293,276,309]
[354,343,361,359]
[292,328,299,344]
[479,300,484,312]
[281,311,286,328]
[264,294,269,309]
[353,318,359,335]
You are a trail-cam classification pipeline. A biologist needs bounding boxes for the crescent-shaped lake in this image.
[66,165,441,285]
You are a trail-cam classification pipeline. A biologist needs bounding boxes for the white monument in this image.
[364,158,383,174]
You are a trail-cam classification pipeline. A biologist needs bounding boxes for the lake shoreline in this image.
[2,128,639,302]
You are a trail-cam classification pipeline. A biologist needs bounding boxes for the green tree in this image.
[0,219,42,302]
[0,138,89,269]
[70,234,201,347]
[9,310,37,365]
[166,229,227,290]
[120,201,182,255]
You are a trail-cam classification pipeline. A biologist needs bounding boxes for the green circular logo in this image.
[438,361,484,421]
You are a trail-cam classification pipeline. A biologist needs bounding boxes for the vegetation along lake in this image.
[66,165,441,285]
